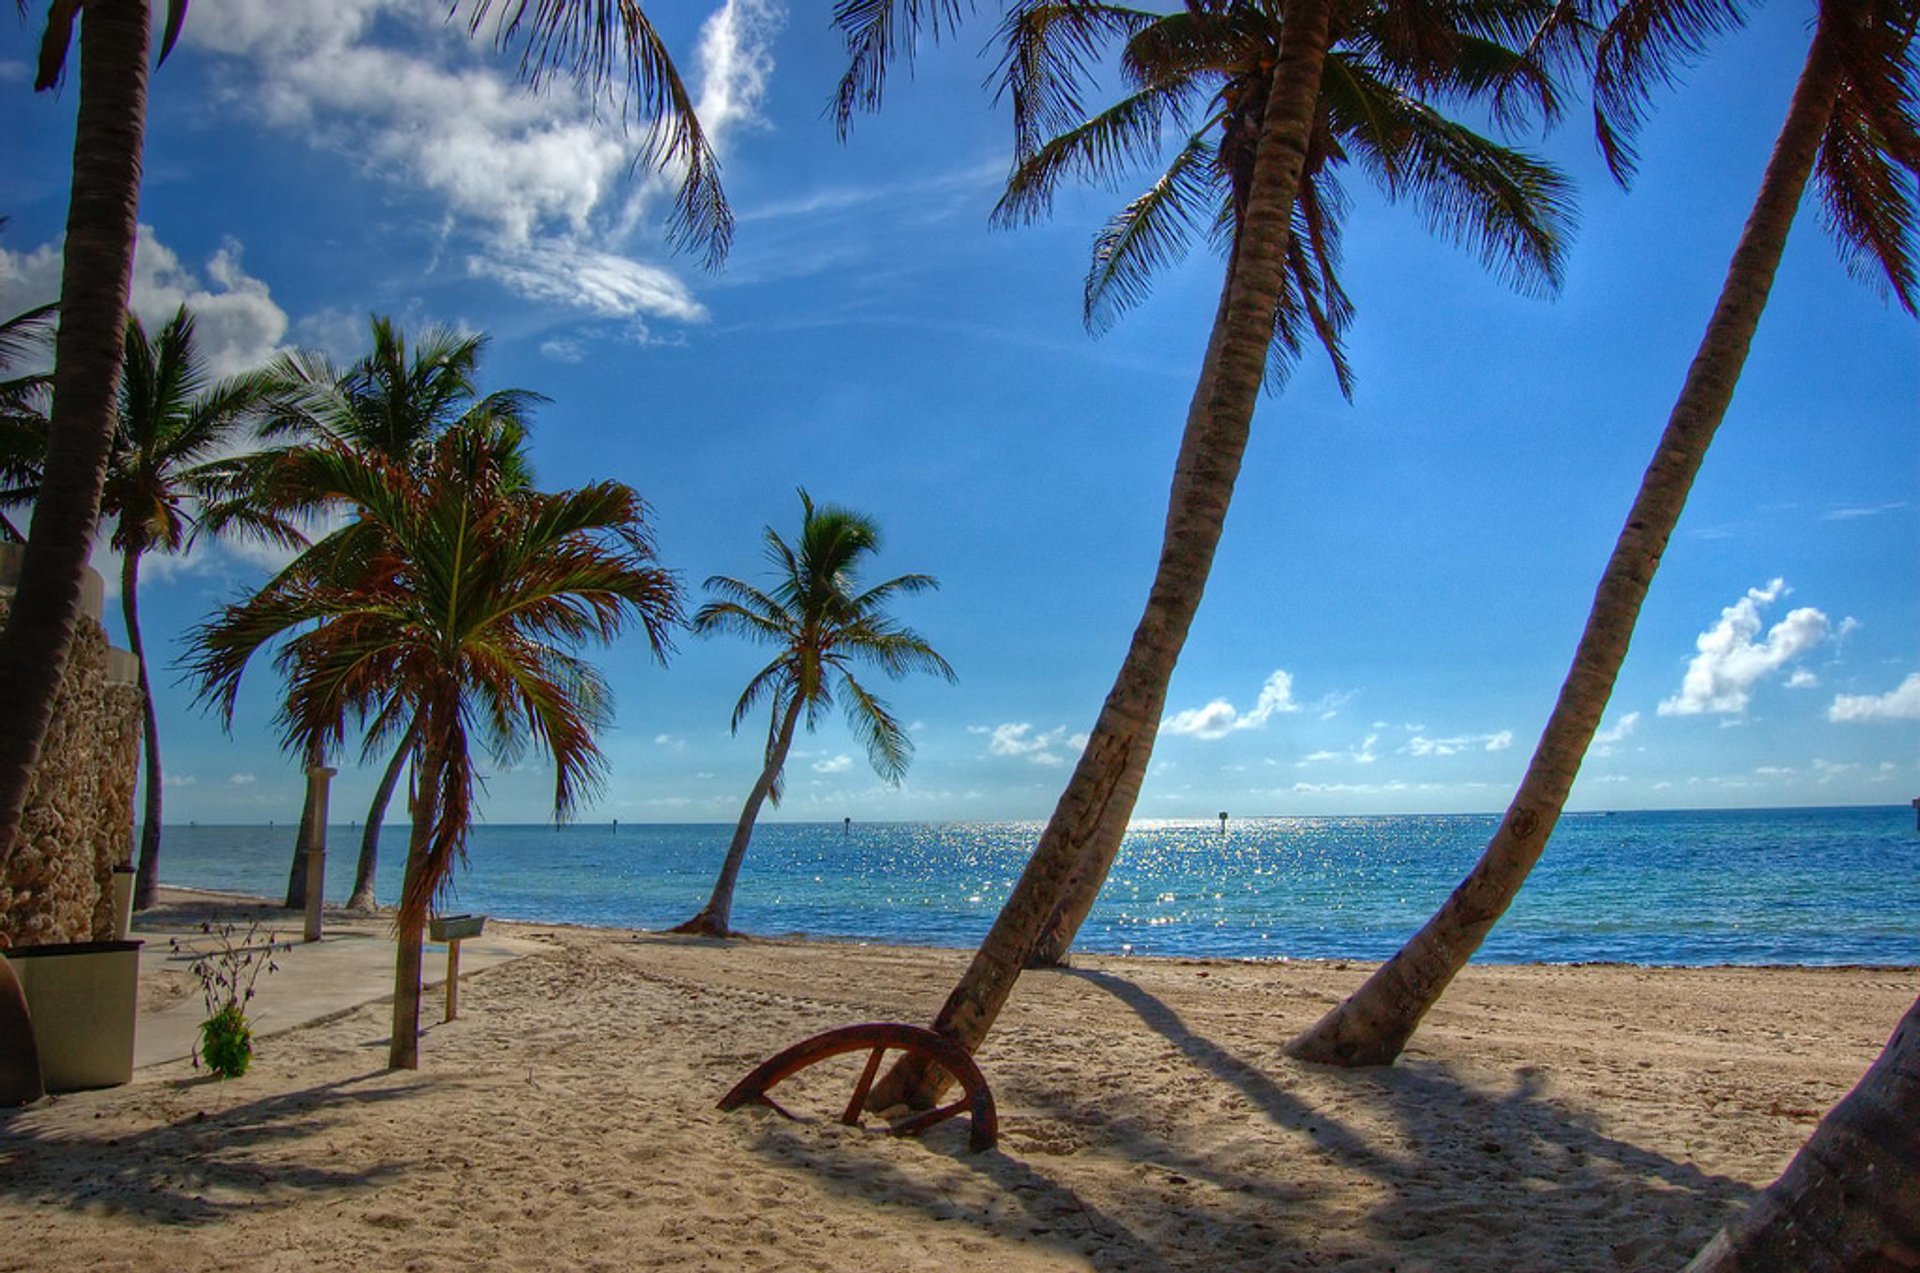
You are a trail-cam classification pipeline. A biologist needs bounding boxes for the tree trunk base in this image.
[668,913,736,938]
[344,890,380,914]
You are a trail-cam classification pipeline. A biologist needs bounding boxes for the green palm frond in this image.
[995,83,1198,227]
[449,0,731,267]
[1593,0,1754,182]
[997,0,1161,156]
[832,0,973,136]
[1814,8,1920,314]
[1085,125,1221,334]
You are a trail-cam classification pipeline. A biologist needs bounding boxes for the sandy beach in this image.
[2,891,1913,1272]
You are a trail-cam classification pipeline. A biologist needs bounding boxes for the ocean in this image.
[153,805,1919,967]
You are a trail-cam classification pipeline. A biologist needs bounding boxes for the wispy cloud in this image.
[812,755,853,774]
[1406,730,1513,757]
[1822,501,1909,521]
[1828,672,1920,722]
[1590,711,1639,757]
[1298,734,1379,767]
[1659,579,1840,716]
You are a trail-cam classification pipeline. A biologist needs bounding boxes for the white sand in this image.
[2,908,1913,1272]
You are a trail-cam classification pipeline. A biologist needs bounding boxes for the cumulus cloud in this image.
[1659,579,1838,716]
[970,722,1086,767]
[185,0,781,319]
[812,755,853,774]
[1407,730,1513,757]
[1163,669,1301,740]
[1827,672,1920,722]
[0,226,290,379]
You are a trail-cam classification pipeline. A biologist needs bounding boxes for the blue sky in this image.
[2,0,1915,827]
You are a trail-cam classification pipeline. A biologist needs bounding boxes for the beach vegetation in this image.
[0,300,57,544]
[187,422,681,1068]
[1289,0,1920,1070]
[173,919,288,1080]
[673,490,954,938]
[843,0,1573,1111]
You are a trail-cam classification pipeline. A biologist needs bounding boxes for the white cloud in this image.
[1822,501,1908,521]
[1163,669,1301,740]
[1827,672,1920,723]
[971,722,1080,767]
[185,0,782,320]
[1785,669,1820,689]
[812,755,853,774]
[1658,579,1837,716]
[1407,730,1513,757]
[1591,711,1639,757]
[163,773,200,789]
[0,226,290,379]
[229,773,258,785]
[1298,734,1379,767]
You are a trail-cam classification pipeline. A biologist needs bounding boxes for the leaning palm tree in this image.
[188,425,682,1068]
[1289,0,1920,1067]
[847,0,1571,1111]
[249,316,544,911]
[0,0,727,879]
[101,306,288,910]
[673,491,954,937]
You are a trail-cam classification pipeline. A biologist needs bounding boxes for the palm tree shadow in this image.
[0,1071,416,1224]
[1057,967,1756,1263]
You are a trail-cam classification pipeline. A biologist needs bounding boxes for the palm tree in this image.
[673,491,954,937]
[0,0,166,873]
[1288,0,1920,1067]
[846,0,1571,1111]
[103,306,287,910]
[188,425,682,1068]
[1686,993,1920,1268]
[0,0,728,879]
[251,317,545,911]
[0,302,56,543]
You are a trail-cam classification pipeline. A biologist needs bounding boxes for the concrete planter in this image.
[3,940,142,1092]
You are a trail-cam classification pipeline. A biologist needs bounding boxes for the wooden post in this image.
[444,938,462,1022]
[301,766,337,943]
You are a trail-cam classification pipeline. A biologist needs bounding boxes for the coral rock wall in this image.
[0,593,142,949]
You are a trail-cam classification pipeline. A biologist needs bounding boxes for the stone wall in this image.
[0,573,143,949]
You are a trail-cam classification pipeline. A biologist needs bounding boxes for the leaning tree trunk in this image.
[284,736,325,908]
[867,0,1337,1114]
[672,697,802,938]
[1685,994,1920,1270]
[0,0,150,870]
[388,740,444,1071]
[348,720,418,912]
[122,549,167,910]
[1286,15,1845,1068]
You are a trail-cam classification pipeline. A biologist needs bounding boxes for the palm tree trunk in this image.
[673,697,802,937]
[122,549,166,910]
[388,740,443,1071]
[867,0,1337,1114]
[1685,994,1920,1271]
[348,720,418,912]
[284,736,324,909]
[1286,15,1846,1068]
[0,0,150,870]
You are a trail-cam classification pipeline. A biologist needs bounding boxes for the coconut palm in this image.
[1686,992,1920,1268]
[249,317,545,911]
[1289,0,1920,1068]
[847,0,1571,1111]
[0,0,167,872]
[188,424,682,1068]
[673,491,954,937]
[101,306,289,910]
[0,302,56,543]
[0,0,727,877]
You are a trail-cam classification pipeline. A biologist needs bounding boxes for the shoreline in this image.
[148,881,1920,975]
[5,887,1915,1269]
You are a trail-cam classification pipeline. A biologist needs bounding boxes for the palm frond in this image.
[1085,126,1221,334]
[1593,0,1754,183]
[1813,7,1920,314]
[831,0,972,137]
[994,83,1197,228]
[996,0,1160,158]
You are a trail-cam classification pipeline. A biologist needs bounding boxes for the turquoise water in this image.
[154,806,1920,966]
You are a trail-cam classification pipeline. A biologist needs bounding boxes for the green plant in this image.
[171,921,285,1078]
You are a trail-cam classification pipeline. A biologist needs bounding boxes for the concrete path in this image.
[132,897,547,1070]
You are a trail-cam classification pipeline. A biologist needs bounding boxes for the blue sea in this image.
[153,806,1920,967]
